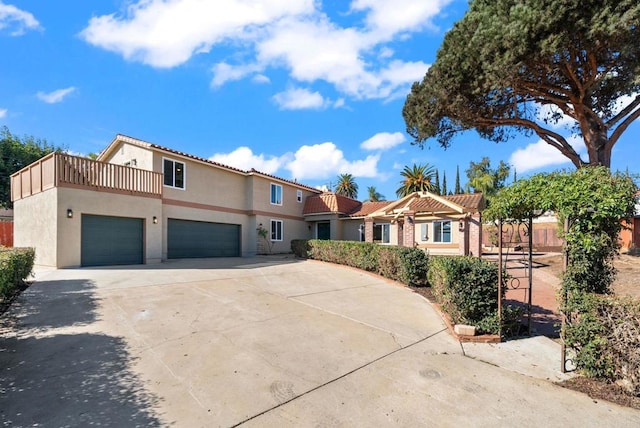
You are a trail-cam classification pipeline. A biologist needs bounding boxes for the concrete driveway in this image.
[1,256,639,427]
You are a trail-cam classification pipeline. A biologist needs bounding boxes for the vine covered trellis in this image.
[485,167,636,371]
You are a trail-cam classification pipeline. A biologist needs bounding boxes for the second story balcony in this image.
[11,152,163,202]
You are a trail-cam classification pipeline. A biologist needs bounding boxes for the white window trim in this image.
[163,157,186,190]
[270,183,283,206]
[296,189,302,203]
[270,219,283,241]
[433,220,452,243]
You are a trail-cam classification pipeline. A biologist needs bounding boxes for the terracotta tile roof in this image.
[348,201,391,217]
[303,193,363,215]
[410,193,484,213]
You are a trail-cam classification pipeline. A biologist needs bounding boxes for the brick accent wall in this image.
[364,217,374,243]
[403,212,415,247]
[468,213,482,256]
[397,220,404,247]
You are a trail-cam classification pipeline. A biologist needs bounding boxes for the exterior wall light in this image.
[153,216,158,224]
[67,209,73,218]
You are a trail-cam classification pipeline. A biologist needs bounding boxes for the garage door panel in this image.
[168,219,240,259]
[81,215,144,267]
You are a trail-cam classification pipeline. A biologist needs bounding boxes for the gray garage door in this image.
[81,214,144,267]
[167,219,240,259]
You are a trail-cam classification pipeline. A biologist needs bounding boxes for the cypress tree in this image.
[455,165,462,194]
[442,171,447,195]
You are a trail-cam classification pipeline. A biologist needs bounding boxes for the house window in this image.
[296,190,302,203]
[271,219,283,241]
[373,223,390,243]
[420,223,428,241]
[271,183,282,205]
[163,158,185,189]
[433,220,452,243]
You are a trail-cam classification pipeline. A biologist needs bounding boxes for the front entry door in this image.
[317,222,330,240]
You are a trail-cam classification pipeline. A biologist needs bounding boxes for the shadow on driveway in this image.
[0,279,164,426]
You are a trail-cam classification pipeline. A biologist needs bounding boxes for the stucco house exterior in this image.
[303,191,485,256]
[11,134,484,267]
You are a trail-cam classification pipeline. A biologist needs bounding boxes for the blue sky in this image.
[1,0,638,201]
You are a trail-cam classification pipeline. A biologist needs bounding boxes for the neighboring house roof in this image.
[303,192,362,215]
[98,134,321,193]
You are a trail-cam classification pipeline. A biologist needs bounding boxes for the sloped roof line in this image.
[98,134,320,193]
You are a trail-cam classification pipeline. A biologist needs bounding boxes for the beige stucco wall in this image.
[14,189,59,267]
[14,187,162,268]
[154,153,250,210]
[340,219,364,241]
[58,188,162,267]
[103,141,154,171]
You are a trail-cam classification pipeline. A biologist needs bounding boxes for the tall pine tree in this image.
[434,170,441,194]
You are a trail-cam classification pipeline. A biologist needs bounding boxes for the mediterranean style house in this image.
[11,134,484,268]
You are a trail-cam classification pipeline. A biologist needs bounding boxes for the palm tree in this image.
[396,163,436,197]
[334,173,358,199]
[366,186,385,202]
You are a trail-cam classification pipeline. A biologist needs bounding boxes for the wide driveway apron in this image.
[1,257,639,427]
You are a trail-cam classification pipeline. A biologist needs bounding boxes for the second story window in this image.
[164,158,185,189]
[296,190,302,203]
[271,183,282,205]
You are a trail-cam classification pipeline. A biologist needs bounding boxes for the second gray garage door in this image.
[167,219,240,259]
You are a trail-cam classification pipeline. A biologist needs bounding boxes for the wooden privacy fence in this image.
[0,222,12,247]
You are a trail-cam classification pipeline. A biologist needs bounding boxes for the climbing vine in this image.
[486,167,637,379]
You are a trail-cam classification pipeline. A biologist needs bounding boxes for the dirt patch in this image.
[535,253,640,298]
[559,377,640,410]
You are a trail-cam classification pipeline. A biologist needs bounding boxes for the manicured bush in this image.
[377,246,428,286]
[0,247,35,300]
[427,256,505,334]
[294,240,428,286]
[290,239,310,258]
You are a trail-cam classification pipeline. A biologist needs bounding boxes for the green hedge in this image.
[427,256,505,334]
[291,240,428,286]
[0,247,35,300]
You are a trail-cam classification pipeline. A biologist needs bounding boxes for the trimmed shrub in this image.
[297,240,427,286]
[291,239,310,258]
[427,256,504,334]
[0,247,35,300]
[377,246,428,286]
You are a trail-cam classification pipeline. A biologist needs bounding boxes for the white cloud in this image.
[360,132,405,150]
[80,0,449,101]
[209,146,286,174]
[36,87,76,104]
[80,0,314,68]
[536,103,576,130]
[0,2,41,36]
[0,108,6,118]
[252,74,270,84]
[272,87,329,110]
[350,0,451,37]
[211,62,264,87]
[285,142,379,180]
[509,136,587,173]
